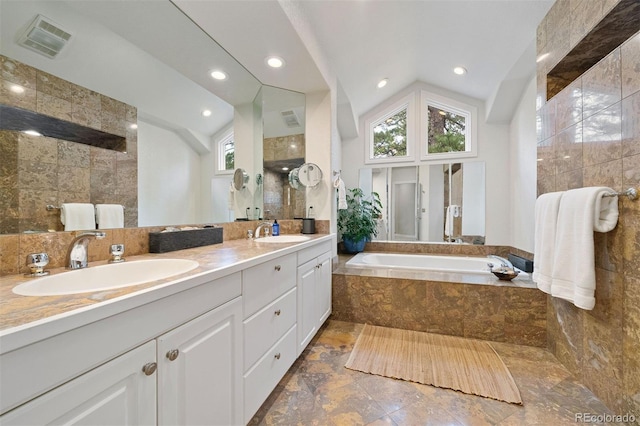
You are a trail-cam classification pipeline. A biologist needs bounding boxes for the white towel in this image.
[550,187,619,310]
[532,191,564,294]
[333,176,347,210]
[228,182,235,210]
[444,205,453,237]
[95,204,124,229]
[60,203,96,231]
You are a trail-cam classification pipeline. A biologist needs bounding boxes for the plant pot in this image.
[342,236,367,253]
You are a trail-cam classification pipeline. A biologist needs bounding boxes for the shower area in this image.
[358,162,485,243]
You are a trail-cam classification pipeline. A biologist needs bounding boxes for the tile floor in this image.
[249,320,616,426]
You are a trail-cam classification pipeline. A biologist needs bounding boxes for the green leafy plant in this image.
[337,188,383,242]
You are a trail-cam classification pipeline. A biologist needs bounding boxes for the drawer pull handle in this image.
[166,349,180,361]
[142,362,157,376]
[274,309,281,316]
[274,353,281,360]
[274,265,281,271]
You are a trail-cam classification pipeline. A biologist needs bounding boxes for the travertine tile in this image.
[582,102,622,167]
[36,70,73,102]
[583,159,623,191]
[555,123,582,173]
[548,297,583,378]
[18,160,58,191]
[582,49,621,119]
[36,92,71,122]
[556,169,584,191]
[58,140,90,168]
[537,138,556,177]
[622,274,640,419]
[0,235,20,276]
[555,79,582,132]
[17,134,57,164]
[621,91,640,157]
[0,55,36,88]
[0,78,36,110]
[621,31,640,98]
[622,154,640,214]
[464,285,505,341]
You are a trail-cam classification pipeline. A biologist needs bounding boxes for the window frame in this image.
[364,93,416,165]
[215,129,235,175]
[419,90,477,161]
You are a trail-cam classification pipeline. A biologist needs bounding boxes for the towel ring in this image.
[603,187,638,201]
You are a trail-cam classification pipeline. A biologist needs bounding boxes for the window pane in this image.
[372,108,407,158]
[426,105,467,154]
[223,140,234,170]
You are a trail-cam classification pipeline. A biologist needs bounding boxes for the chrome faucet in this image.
[487,255,513,271]
[254,222,273,239]
[66,231,106,269]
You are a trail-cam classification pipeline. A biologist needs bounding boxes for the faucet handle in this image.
[109,244,125,264]
[25,253,50,277]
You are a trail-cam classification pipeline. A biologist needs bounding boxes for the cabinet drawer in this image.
[242,254,296,318]
[243,288,296,371]
[243,325,297,423]
[297,241,332,265]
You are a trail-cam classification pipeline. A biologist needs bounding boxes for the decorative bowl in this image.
[491,269,520,281]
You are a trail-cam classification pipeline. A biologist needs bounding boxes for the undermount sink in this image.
[255,235,311,243]
[13,259,200,297]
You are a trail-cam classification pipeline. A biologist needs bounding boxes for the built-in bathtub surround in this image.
[0,219,329,276]
[0,55,138,234]
[537,0,639,417]
[332,256,546,348]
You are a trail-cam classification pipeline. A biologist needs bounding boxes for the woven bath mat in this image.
[345,324,522,404]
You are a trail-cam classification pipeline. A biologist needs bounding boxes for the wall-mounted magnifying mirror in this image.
[288,168,301,189]
[298,163,323,188]
[233,168,249,191]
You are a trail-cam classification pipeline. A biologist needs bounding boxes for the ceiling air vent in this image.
[18,15,72,59]
[281,110,301,128]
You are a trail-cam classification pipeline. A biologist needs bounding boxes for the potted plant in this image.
[337,188,382,253]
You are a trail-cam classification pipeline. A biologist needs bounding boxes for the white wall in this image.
[305,90,332,221]
[138,120,201,227]
[508,76,537,252]
[341,80,512,245]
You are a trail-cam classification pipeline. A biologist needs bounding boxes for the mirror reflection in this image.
[262,86,305,220]
[0,0,306,234]
[358,162,486,244]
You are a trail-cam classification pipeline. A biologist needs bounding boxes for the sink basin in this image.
[255,235,311,243]
[13,259,199,296]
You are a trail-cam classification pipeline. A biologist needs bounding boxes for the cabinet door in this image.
[315,252,332,327]
[297,259,317,356]
[0,341,156,426]
[157,297,242,426]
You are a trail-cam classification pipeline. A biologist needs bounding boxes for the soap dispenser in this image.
[272,219,280,236]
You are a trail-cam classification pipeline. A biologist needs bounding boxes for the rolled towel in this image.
[60,203,96,231]
[95,204,124,229]
[532,191,564,294]
[333,177,347,210]
[550,187,619,310]
[228,182,235,210]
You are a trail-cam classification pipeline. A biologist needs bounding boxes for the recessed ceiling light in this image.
[129,123,138,129]
[266,56,285,68]
[9,84,25,94]
[536,53,550,63]
[377,78,388,88]
[202,109,212,117]
[210,70,227,80]
[453,67,467,75]
[282,167,289,171]
[438,110,446,116]
[290,144,296,148]
[23,130,41,136]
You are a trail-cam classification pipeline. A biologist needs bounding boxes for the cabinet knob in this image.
[274,353,281,360]
[166,349,180,361]
[316,264,321,269]
[274,265,281,271]
[142,362,157,376]
[274,309,281,316]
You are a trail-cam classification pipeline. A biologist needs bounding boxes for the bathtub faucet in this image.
[487,255,513,271]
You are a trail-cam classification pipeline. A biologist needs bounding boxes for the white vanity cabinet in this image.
[0,341,157,426]
[0,272,243,425]
[296,241,332,356]
[157,297,243,426]
[242,253,298,423]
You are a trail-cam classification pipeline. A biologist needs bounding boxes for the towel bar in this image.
[603,187,638,201]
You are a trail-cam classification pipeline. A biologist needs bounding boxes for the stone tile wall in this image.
[332,273,547,347]
[537,0,639,417]
[0,55,138,233]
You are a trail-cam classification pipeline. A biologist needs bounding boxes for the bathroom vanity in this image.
[0,234,335,425]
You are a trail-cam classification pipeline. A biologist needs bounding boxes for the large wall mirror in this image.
[358,162,486,244]
[0,0,306,234]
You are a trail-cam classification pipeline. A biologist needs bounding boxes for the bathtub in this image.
[345,252,528,278]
